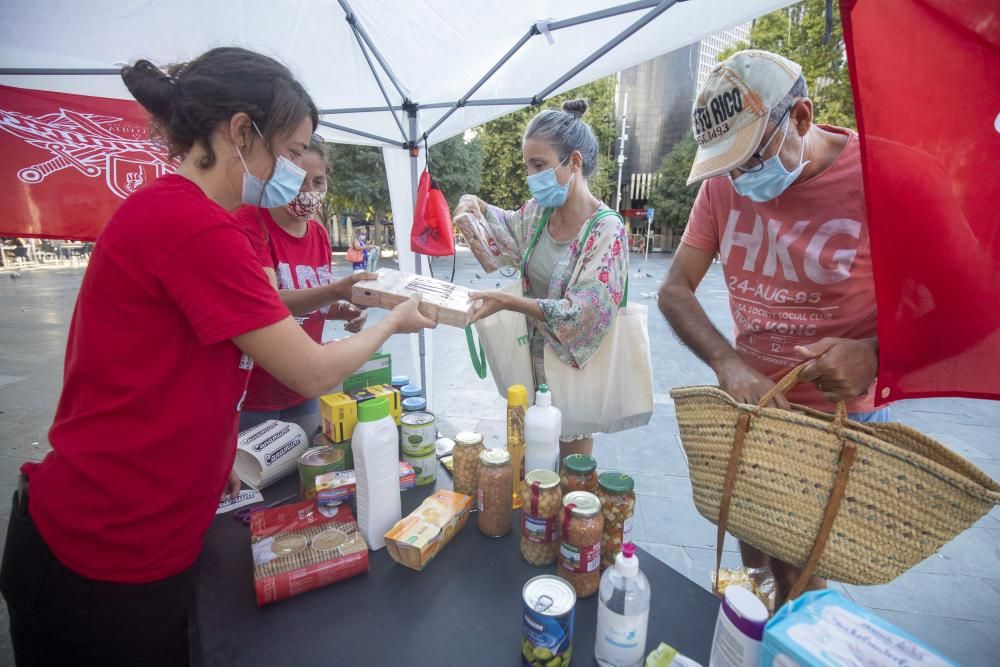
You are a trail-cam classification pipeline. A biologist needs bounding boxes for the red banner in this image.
[0,85,172,241]
[842,0,1000,403]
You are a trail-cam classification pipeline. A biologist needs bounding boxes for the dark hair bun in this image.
[121,60,178,120]
[562,99,588,118]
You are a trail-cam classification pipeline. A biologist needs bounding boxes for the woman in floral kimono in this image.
[454,99,629,459]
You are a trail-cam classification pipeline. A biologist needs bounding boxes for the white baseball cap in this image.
[686,50,803,185]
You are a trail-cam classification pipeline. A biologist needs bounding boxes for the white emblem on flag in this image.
[0,107,173,199]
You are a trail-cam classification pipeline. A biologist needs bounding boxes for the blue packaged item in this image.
[400,384,422,399]
[762,590,956,667]
[402,397,427,412]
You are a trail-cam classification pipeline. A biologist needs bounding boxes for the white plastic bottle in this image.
[708,585,769,667]
[595,542,650,667]
[524,384,562,473]
[351,397,401,550]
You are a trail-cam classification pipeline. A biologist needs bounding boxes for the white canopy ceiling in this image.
[0,0,795,403]
[1,0,794,148]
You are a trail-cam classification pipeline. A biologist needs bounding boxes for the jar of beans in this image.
[477,449,512,537]
[519,469,562,565]
[596,472,636,570]
[557,491,603,598]
[559,454,598,496]
[452,431,484,498]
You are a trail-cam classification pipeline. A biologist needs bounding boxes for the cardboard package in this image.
[319,384,401,443]
[384,490,472,571]
[250,501,369,605]
[328,352,392,394]
[351,268,476,328]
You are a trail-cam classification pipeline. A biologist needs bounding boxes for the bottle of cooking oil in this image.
[507,384,528,509]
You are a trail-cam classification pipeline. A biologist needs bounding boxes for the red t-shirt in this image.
[682,127,878,413]
[234,207,334,411]
[23,175,289,583]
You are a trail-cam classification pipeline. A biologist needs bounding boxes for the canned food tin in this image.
[298,446,347,500]
[522,575,576,667]
[403,447,437,486]
[401,412,436,456]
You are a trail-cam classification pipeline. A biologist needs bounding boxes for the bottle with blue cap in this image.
[352,396,401,551]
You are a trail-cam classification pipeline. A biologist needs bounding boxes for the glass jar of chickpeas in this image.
[452,431,484,498]
[477,449,512,537]
[596,472,636,570]
[559,454,598,495]
[557,491,603,598]
[519,469,562,566]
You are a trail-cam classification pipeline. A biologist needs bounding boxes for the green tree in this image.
[476,75,618,210]
[428,133,484,209]
[720,0,855,128]
[645,133,699,233]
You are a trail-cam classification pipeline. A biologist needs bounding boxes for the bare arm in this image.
[658,243,788,407]
[467,291,544,324]
[233,294,435,398]
[265,272,377,318]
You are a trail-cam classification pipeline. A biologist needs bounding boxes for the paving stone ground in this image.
[1,251,997,665]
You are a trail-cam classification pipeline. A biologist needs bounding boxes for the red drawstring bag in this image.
[410,169,455,256]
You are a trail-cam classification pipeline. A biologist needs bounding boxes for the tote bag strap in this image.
[465,326,488,379]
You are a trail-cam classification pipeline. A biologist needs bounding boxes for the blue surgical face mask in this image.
[729,116,809,203]
[235,123,306,208]
[527,156,574,208]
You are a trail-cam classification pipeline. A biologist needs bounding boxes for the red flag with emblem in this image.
[841,0,1000,403]
[0,84,172,240]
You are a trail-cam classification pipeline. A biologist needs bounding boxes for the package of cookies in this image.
[384,490,472,571]
[351,268,476,328]
[250,500,369,605]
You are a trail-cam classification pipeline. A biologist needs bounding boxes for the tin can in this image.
[522,575,576,667]
[401,412,436,456]
[403,445,436,486]
[312,431,352,470]
[298,446,347,500]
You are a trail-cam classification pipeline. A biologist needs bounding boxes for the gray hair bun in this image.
[561,99,588,118]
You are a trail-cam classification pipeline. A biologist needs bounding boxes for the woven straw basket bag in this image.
[671,364,1000,596]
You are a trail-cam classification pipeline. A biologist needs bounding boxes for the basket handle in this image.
[757,363,849,428]
[788,440,858,600]
[714,411,859,603]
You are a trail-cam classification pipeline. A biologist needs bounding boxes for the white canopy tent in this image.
[0,0,794,406]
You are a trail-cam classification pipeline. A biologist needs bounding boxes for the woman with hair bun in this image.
[0,47,434,665]
[454,99,629,461]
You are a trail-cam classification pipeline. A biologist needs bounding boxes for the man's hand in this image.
[795,337,878,404]
[221,467,241,501]
[332,271,378,301]
[715,357,790,409]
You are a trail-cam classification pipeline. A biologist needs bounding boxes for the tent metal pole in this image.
[421,27,537,140]
[320,98,533,115]
[336,0,409,102]
[534,0,679,102]
[407,107,428,398]
[317,120,405,147]
[547,0,665,31]
[0,68,120,75]
[318,105,406,115]
[345,19,408,141]
[420,98,534,110]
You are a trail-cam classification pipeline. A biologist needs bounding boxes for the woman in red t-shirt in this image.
[0,48,435,666]
[235,140,369,435]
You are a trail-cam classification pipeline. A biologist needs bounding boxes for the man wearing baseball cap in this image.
[658,50,884,605]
